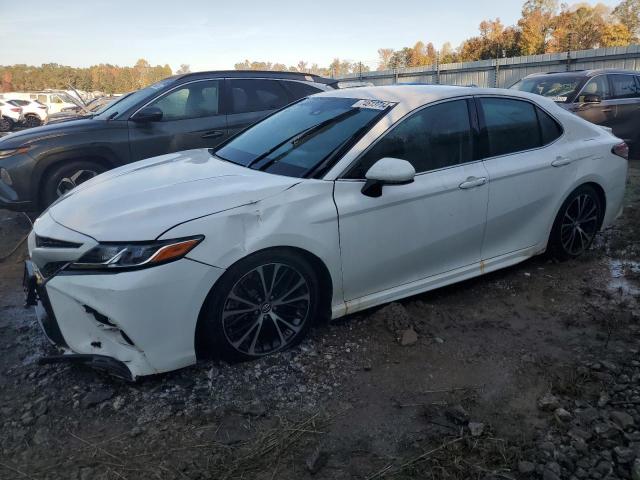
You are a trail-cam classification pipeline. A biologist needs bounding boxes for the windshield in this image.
[214,96,393,178]
[510,75,584,103]
[94,79,173,119]
[59,93,79,104]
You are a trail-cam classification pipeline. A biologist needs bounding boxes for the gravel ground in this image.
[0,161,639,480]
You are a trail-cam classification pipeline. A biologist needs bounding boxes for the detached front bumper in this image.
[24,258,224,380]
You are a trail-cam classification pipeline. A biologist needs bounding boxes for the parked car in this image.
[46,95,123,124]
[7,99,48,127]
[24,85,628,379]
[0,100,23,132]
[510,69,640,155]
[0,71,336,211]
[1,91,79,114]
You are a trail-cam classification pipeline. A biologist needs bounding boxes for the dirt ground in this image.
[1,161,640,480]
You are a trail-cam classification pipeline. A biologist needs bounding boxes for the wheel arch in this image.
[34,151,116,209]
[194,245,333,360]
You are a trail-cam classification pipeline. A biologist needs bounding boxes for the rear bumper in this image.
[25,258,224,379]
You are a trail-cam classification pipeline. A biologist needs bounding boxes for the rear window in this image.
[282,81,323,100]
[479,98,562,157]
[228,79,291,114]
[610,74,640,99]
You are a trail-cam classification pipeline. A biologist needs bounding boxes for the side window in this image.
[51,96,63,104]
[282,81,323,100]
[576,76,610,102]
[150,80,220,121]
[479,98,541,157]
[229,79,290,114]
[537,107,563,145]
[610,74,640,99]
[347,99,473,179]
[37,95,47,103]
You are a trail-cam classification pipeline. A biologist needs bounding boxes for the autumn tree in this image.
[613,0,640,40]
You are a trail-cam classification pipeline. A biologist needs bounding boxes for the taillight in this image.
[612,142,629,160]
[10,107,21,113]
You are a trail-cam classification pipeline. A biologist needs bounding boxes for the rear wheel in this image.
[41,160,107,208]
[0,117,13,132]
[548,185,603,260]
[198,250,320,362]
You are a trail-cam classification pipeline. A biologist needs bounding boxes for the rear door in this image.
[478,96,573,260]
[609,74,640,144]
[128,79,226,161]
[225,79,293,137]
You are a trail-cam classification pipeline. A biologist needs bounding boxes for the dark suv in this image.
[0,71,335,211]
[510,69,640,154]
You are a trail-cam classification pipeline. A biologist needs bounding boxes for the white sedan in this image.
[25,85,628,379]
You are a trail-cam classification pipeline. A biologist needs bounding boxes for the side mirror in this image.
[583,94,601,104]
[361,157,415,198]
[131,106,163,123]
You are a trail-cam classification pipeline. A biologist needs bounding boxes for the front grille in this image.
[35,235,81,249]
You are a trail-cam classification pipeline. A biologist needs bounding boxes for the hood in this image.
[0,117,100,148]
[46,149,301,241]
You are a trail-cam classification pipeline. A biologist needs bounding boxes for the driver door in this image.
[333,99,489,303]
[128,79,227,161]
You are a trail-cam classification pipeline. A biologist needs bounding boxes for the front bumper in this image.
[24,258,224,379]
[0,150,38,211]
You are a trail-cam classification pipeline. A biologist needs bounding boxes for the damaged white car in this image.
[25,85,628,380]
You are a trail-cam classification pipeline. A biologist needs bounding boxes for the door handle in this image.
[551,156,572,167]
[458,176,487,189]
[601,108,614,113]
[201,130,224,139]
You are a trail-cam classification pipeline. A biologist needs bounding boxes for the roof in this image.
[175,70,336,85]
[314,84,555,111]
[524,68,640,78]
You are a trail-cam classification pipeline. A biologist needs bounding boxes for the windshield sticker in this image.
[352,99,394,110]
[550,96,568,102]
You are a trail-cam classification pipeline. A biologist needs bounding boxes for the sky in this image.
[0,0,622,71]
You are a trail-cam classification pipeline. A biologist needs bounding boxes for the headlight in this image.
[68,236,203,271]
[0,146,31,159]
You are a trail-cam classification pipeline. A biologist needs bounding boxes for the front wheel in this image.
[548,185,603,260]
[40,160,107,209]
[24,115,42,128]
[198,250,321,362]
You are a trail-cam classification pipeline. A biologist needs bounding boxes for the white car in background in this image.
[0,100,23,131]
[7,99,48,127]
[25,85,628,380]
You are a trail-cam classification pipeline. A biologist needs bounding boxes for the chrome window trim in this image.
[473,94,565,162]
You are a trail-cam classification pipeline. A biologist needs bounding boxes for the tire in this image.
[0,117,13,132]
[40,160,107,208]
[24,115,41,128]
[198,249,321,362]
[548,184,603,261]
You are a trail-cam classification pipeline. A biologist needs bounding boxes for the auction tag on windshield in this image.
[352,99,393,110]
[551,96,568,102]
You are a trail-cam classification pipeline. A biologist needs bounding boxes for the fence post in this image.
[436,51,440,85]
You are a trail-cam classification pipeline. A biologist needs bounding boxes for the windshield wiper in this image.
[247,109,358,170]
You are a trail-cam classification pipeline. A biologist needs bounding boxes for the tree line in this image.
[379,0,639,69]
[0,59,173,94]
[235,0,639,75]
[233,59,370,78]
